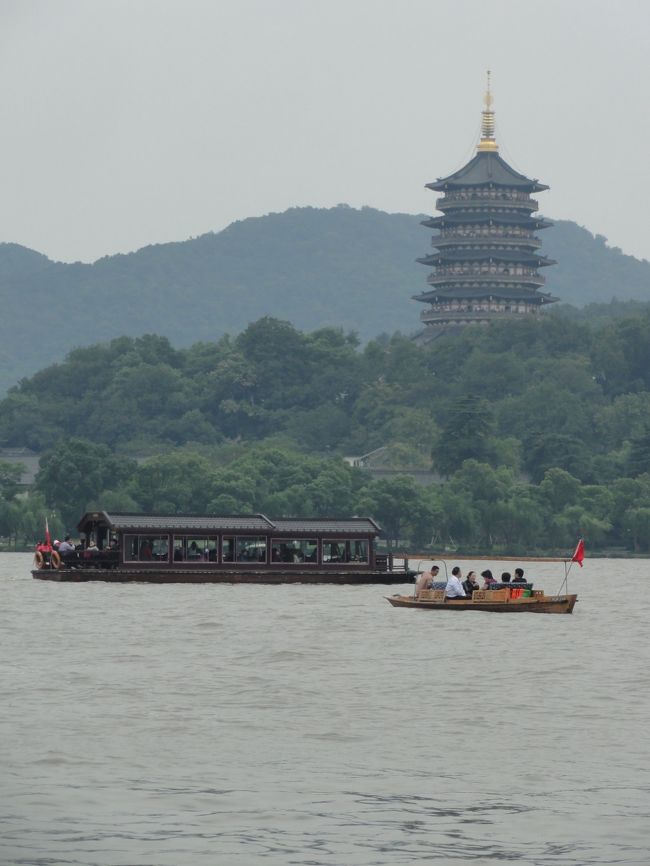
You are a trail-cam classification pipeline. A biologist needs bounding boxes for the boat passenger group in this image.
[415,565,530,598]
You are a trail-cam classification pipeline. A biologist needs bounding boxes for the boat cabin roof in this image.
[77,511,381,536]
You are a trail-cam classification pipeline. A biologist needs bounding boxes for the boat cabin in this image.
[75,511,385,572]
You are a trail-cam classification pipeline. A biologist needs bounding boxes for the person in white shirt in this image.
[415,565,439,596]
[445,566,466,598]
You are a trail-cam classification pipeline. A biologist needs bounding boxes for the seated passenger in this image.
[481,569,496,589]
[58,536,75,555]
[513,567,526,583]
[415,565,439,596]
[501,571,511,583]
[187,541,201,559]
[445,566,466,598]
[173,547,183,561]
[462,570,480,595]
[139,540,153,560]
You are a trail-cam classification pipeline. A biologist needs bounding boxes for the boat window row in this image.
[123,534,369,565]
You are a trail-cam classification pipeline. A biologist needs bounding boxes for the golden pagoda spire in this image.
[477,70,498,152]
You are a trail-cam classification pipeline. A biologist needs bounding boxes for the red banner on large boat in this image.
[43,517,52,552]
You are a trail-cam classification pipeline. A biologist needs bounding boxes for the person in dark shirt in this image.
[513,567,526,583]
[463,571,480,595]
[501,571,511,583]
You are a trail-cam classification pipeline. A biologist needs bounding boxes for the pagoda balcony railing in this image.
[436,196,538,212]
[430,235,542,248]
[420,307,539,323]
[426,272,546,287]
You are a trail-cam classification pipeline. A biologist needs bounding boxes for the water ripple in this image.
[1,554,649,865]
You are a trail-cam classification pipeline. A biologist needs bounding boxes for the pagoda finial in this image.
[477,70,498,152]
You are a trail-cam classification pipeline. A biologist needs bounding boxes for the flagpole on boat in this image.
[557,558,572,596]
[557,537,584,596]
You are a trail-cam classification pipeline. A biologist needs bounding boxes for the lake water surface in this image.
[1,554,649,865]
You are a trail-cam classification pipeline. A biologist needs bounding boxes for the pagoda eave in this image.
[426,179,548,194]
[413,284,556,303]
[421,214,553,230]
[425,151,548,193]
[417,251,557,268]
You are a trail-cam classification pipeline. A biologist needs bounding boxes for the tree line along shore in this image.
[2,310,650,554]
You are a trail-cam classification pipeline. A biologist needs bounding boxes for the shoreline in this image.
[403,552,645,561]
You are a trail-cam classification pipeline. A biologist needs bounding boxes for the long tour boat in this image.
[32,511,416,584]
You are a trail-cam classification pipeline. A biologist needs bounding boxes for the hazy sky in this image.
[1,0,648,263]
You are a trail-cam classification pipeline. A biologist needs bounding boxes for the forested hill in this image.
[1,205,650,393]
[5,314,650,553]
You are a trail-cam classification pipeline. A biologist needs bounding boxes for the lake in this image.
[1,554,648,865]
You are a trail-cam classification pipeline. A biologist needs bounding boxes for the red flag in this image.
[571,538,585,567]
[44,517,52,551]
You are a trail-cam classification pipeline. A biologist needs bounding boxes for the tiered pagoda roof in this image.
[425,151,549,192]
[413,73,558,335]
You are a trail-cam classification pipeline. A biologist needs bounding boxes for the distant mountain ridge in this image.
[1,205,650,394]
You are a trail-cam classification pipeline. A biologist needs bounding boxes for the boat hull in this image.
[386,594,578,614]
[32,568,413,585]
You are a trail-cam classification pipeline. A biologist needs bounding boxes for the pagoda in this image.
[414,74,557,337]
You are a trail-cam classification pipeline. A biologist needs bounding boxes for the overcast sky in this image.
[0,0,648,263]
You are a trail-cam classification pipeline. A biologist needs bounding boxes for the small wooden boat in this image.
[387,586,577,614]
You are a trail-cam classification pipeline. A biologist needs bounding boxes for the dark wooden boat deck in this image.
[33,568,411,585]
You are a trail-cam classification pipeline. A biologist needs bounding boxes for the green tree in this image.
[621,507,650,552]
[526,434,592,483]
[354,476,426,548]
[432,398,494,476]
[538,468,582,512]
[130,452,217,513]
[0,460,24,501]
[627,431,650,476]
[35,438,137,528]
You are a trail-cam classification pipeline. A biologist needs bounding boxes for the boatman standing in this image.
[415,564,439,596]
[445,566,467,599]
